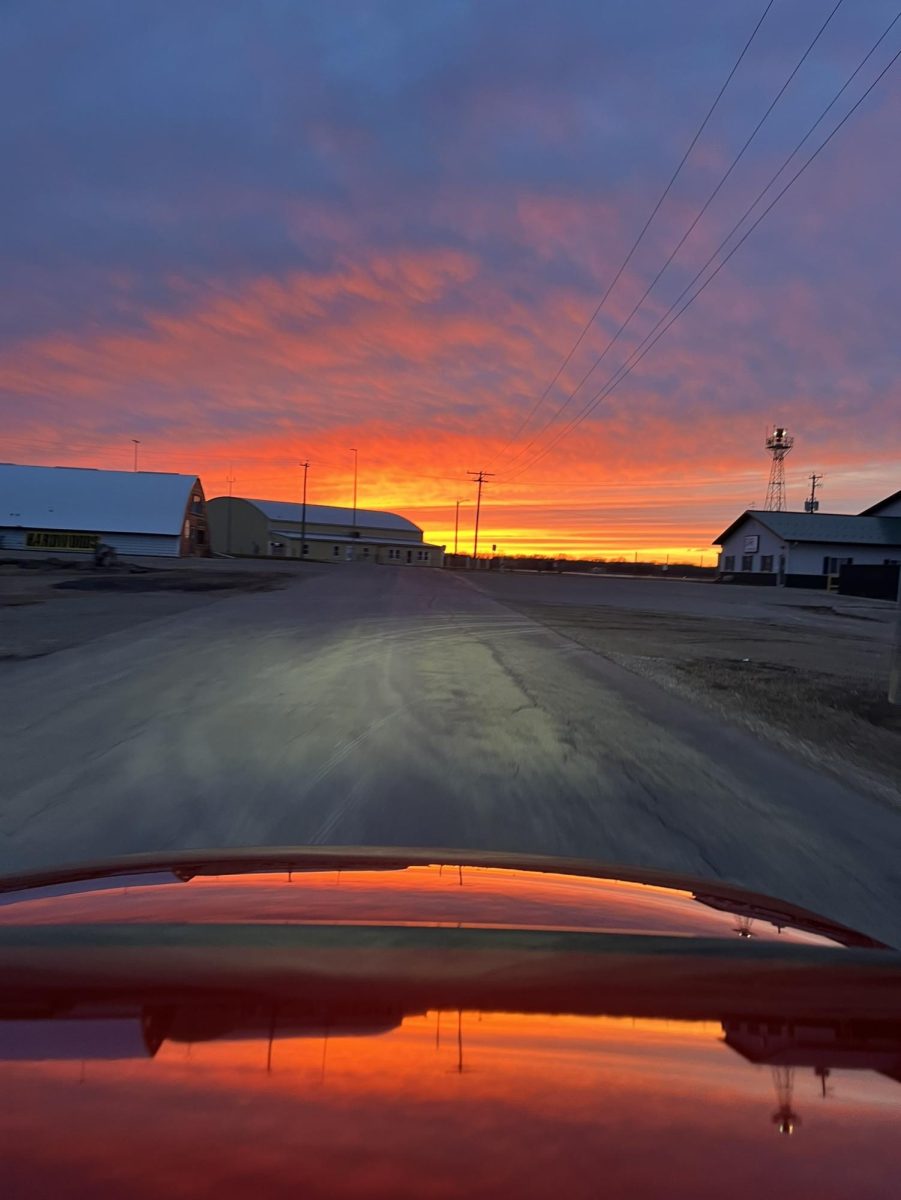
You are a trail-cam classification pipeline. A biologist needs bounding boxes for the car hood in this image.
[1,847,900,1199]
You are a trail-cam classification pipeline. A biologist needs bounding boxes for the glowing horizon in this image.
[3,4,899,561]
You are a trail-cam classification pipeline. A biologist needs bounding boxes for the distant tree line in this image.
[492,555,715,578]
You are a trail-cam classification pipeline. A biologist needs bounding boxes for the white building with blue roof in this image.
[714,490,901,592]
[0,464,209,557]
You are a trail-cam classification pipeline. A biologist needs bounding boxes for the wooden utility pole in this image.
[467,471,494,559]
[890,571,901,706]
[349,448,358,527]
[300,460,310,559]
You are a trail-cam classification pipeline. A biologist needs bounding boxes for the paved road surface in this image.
[2,565,899,945]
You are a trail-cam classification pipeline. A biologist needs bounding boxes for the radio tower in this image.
[771,1066,800,1135]
[764,426,794,511]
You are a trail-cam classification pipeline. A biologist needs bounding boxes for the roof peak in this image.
[3,462,194,478]
[714,508,901,547]
[220,495,422,535]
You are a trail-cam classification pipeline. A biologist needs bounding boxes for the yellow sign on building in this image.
[26,530,100,551]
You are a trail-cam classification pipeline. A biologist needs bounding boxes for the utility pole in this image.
[805,472,823,513]
[454,499,461,556]
[349,448,358,528]
[467,470,494,559]
[889,569,901,707]
[131,439,140,472]
[300,459,309,560]
[225,466,236,555]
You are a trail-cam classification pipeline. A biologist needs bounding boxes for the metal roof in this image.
[238,497,422,534]
[713,509,901,547]
[0,464,200,535]
[278,532,442,547]
[860,488,901,517]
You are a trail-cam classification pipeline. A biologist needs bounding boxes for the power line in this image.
[3,436,470,485]
[498,0,848,474]
[488,0,776,468]
[498,17,900,482]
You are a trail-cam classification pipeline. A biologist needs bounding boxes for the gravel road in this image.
[1,564,899,945]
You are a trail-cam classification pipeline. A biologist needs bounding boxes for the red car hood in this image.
[1,847,899,1199]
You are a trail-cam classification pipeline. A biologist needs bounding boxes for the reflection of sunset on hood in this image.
[3,3,899,559]
[0,865,839,945]
[7,1009,901,1200]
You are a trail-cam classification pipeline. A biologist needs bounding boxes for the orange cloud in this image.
[3,233,898,560]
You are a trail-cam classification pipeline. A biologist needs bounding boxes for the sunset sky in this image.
[2,1,899,559]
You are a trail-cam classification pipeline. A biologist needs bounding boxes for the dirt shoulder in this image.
[0,557,296,661]
[506,600,901,803]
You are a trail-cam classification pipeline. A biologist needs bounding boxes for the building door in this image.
[777,553,786,586]
[406,549,412,564]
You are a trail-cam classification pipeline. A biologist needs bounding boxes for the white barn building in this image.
[714,504,901,587]
[0,464,210,558]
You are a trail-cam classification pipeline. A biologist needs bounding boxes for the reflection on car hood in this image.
[0,845,884,946]
[1,848,900,1199]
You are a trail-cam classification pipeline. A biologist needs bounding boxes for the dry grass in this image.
[515,602,901,800]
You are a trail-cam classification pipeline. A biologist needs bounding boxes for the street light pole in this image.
[226,467,236,555]
[131,439,140,472]
[349,448,358,528]
[300,460,309,561]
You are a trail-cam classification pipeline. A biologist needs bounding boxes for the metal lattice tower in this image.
[771,1066,800,1135]
[764,426,794,511]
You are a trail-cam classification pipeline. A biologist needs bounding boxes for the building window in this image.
[184,520,191,538]
[302,544,309,556]
[760,554,773,572]
[388,548,400,560]
[741,554,754,572]
[723,555,735,572]
[362,546,370,557]
[823,556,852,574]
[423,550,430,563]
[333,545,341,557]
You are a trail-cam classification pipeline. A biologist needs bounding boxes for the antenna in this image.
[764,427,794,511]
